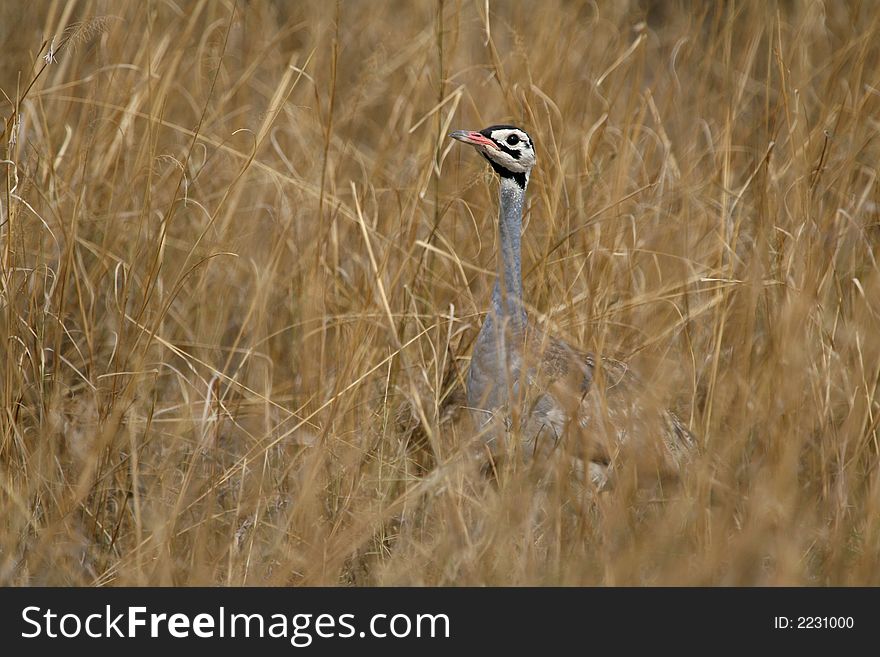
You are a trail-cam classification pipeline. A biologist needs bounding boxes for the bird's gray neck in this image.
[491,176,527,334]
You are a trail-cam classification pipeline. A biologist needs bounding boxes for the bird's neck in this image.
[491,176,527,334]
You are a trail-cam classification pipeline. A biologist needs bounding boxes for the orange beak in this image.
[449,130,496,148]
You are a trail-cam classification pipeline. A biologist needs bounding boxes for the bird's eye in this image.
[506,135,520,146]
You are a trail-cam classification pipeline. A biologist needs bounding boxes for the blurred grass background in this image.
[1,0,879,585]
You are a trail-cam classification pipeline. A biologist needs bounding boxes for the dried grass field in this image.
[2,0,880,585]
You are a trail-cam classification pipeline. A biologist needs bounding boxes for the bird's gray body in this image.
[450,125,693,480]
[466,177,528,418]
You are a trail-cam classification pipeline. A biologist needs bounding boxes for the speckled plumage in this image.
[450,125,694,485]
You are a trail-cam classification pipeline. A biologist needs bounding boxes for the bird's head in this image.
[449,124,535,189]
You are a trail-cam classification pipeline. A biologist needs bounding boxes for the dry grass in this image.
[2,0,879,585]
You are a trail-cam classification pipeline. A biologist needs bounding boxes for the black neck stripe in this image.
[483,155,527,189]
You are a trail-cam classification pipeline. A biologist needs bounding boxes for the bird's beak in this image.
[449,130,495,148]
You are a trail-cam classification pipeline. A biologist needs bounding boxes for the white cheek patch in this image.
[491,149,522,170]
[481,145,534,173]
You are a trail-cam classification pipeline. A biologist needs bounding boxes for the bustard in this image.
[449,124,694,485]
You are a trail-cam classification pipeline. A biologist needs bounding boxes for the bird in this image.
[448,124,694,486]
